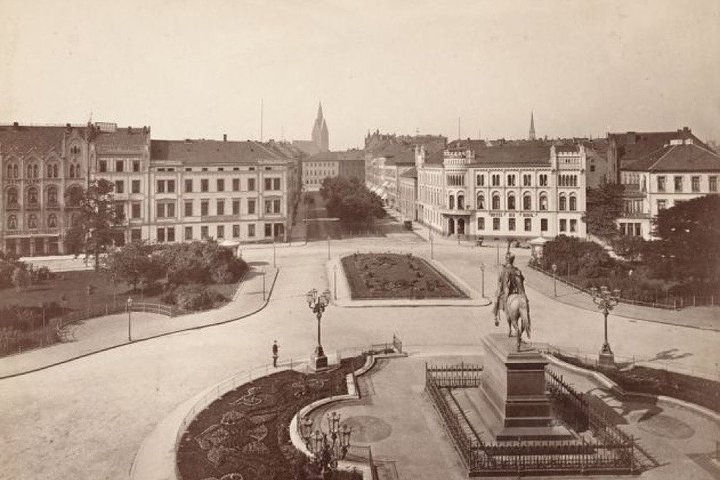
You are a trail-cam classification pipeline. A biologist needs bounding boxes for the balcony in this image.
[618,211,650,219]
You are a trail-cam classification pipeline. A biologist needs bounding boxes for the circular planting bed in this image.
[176,356,366,480]
[341,253,467,300]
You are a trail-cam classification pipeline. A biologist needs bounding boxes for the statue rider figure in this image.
[492,252,524,326]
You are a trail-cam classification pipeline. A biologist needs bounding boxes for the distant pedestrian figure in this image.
[272,340,279,367]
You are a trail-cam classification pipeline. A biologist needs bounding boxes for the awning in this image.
[219,239,241,248]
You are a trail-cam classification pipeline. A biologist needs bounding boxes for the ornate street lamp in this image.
[306,288,332,370]
[127,297,133,342]
[551,263,558,297]
[590,286,621,368]
[300,412,352,478]
[480,262,485,298]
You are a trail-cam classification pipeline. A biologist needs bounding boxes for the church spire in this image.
[317,102,323,121]
[529,111,536,141]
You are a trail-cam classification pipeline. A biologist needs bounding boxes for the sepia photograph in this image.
[0,1,718,479]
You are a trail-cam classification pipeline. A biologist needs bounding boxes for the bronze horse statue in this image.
[501,273,531,351]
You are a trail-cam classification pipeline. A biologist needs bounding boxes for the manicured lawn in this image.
[177,356,366,480]
[341,253,467,300]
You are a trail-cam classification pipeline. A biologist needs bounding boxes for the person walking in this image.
[272,340,279,367]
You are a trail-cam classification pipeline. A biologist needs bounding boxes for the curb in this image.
[0,268,280,381]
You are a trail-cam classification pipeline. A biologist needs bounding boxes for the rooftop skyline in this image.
[1,0,718,150]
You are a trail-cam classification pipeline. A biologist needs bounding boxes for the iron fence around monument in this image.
[425,363,641,476]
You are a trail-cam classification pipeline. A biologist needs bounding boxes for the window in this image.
[167,227,175,242]
[507,174,516,186]
[200,200,209,216]
[523,174,532,187]
[185,226,193,240]
[115,180,124,194]
[157,203,165,218]
[274,178,280,190]
[185,179,193,192]
[657,176,666,192]
[157,227,165,242]
[590,165,595,172]
[133,161,140,172]
[27,214,38,229]
[491,174,500,186]
[248,178,256,191]
[131,229,141,242]
[508,218,516,231]
[524,218,531,231]
[114,160,123,172]
[131,203,141,218]
[691,176,700,192]
[167,180,175,193]
[539,193,548,211]
[232,200,240,215]
[47,186,58,205]
[232,179,240,191]
[507,194,516,210]
[448,195,455,209]
[7,215,17,229]
[477,194,485,209]
[635,223,641,237]
[184,201,193,217]
[559,219,567,232]
[217,225,225,239]
[523,194,531,210]
[201,179,209,192]
[539,174,548,186]
[492,218,500,230]
[674,176,683,192]
[569,195,577,211]
[132,180,141,193]
[264,178,272,190]
[217,199,225,215]
[217,179,225,192]
[157,180,165,193]
[233,224,240,238]
[541,218,548,232]
[264,223,273,237]
[248,199,256,214]
[114,202,124,217]
[491,194,500,210]
[657,199,666,211]
[710,176,717,192]
[476,174,485,186]
[48,214,57,228]
[99,160,107,173]
[248,224,255,237]
[570,219,577,233]
[477,217,485,230]
[559,194,567,211]
[265,200,280,214]
[201,226,209,239]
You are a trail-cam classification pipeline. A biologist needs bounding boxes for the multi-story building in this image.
[1,122,94,256]
[415,142,587,240]
[365,145,415,207]
[301,149,364,192]
[618,139,720,239]
[398,166,417,221]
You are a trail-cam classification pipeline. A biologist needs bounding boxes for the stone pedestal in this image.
[476,333,572,441]
[310,346,328,371]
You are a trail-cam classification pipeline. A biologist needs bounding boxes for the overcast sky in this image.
[1,0,718,149]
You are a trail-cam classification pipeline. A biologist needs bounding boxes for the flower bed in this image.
[341,253,467,300]
[176,356,366,480]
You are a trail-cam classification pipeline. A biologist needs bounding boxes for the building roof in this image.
[623,143,720,172]
[447,139,487,151]
[150,139,294,165]
[608,128,705,168]
[292,140,321,156]
[305,150,364,162]
[399,166,417,179]
[94,126,149,148]
[471,144,550,167]
[0,124,69,154]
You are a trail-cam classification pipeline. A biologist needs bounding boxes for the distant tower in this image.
[311,102,329,152]
[529,111,536,141]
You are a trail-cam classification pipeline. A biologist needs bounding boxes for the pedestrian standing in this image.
[272,340,279,367]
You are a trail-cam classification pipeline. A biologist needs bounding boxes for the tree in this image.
[320,177,386,229]
[11,266,30,292]
[649,195,720,283]
[64,179,125,271]
[585,182,624,238]
[103,241,163,291]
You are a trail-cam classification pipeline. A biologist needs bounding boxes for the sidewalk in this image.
[0,267,278,378]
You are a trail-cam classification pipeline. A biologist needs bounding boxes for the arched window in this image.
[559,194,567,211]
[69,165,75,178]
[507,193,516,210]
[47,186,58,205]
[33,164,39,178]
[48,214,57,228]
[13,165,18,178]
[569,195,577,211]
[7,215,17,229]
[457,194,464,210]
[7,188,18,205]
[539,193,548,211]
[52,164,58,178]
[492,193,500,210]
[523,194,531,210]
[27,164,34,178]
[7,165,13,177]
[477,194,485,209]
[27,187,39,205]
[448,195,454,210]
[28,214,38,229]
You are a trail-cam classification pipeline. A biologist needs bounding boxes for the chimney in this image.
[223,134,227,142]
[12,121,19,128]
[127,126,132,133]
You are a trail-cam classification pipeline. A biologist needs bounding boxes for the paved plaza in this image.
[0,231,718,479]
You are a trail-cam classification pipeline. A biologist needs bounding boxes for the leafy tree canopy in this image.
[319,176,385,226]
[585,182,624,238]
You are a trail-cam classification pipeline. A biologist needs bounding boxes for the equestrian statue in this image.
[492,251,531,351]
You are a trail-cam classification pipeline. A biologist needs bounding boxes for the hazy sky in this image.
[1,0,719,149]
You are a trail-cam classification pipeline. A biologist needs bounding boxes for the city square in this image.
[1,1,719,479]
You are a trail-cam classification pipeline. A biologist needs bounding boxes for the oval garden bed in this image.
[341,253,467,300]
[177,356,366,480]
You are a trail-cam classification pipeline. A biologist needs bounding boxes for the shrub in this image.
[174,284,228,311]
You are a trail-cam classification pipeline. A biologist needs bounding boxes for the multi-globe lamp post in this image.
[300,411,352,479]
[306,288,332,370]
[590,285,621,368]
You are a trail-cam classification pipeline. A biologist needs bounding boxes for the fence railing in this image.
[529,263,718,310]
[426,362,483,388]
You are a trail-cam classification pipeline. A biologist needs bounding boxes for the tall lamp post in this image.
[333,264,338,300]
[306,288,332,370]
[327,235,331,260]
[590,286,620,368]
[299,412,352,479]
[551,263,558,297]
[480,262,485,298]
[127,297,133,342]
[272,238,276,268]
